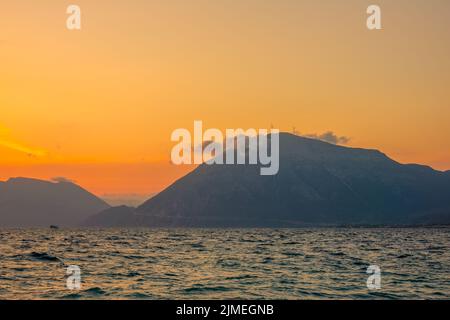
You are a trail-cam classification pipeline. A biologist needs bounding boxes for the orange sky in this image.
[1,0,450,200]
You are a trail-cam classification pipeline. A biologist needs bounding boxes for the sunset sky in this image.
[1,0,450,201]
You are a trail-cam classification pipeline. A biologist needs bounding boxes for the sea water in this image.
[0,228,448,299]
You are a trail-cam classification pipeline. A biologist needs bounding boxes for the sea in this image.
[0,228,449,299]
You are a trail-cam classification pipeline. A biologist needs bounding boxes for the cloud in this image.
[51,177,77,184]
[303,131,350,145]
[192,140,223,154]
[0,124,47,157]
[0,139,48,157]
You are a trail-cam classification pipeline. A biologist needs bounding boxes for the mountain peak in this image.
[6,177,53,184]
[83,132,450,227]
[0,177,110,227]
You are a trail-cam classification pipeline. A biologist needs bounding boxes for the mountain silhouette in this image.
[86,133,450,227]
[0,177,109,227]
[83,205,137,227]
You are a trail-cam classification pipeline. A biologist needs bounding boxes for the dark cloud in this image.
[51,177,76,184]
[303,131,350,145]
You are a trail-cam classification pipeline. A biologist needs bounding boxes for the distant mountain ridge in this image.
[85,133,450,227]
[0,177,109,227]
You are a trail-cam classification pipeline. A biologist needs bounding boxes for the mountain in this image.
[83,205,137,227]
[85,133,450,227]
[0,177,110,227]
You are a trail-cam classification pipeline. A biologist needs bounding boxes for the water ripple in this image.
[0,228,448,299]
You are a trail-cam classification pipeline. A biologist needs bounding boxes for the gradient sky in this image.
[1,0,450,200]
